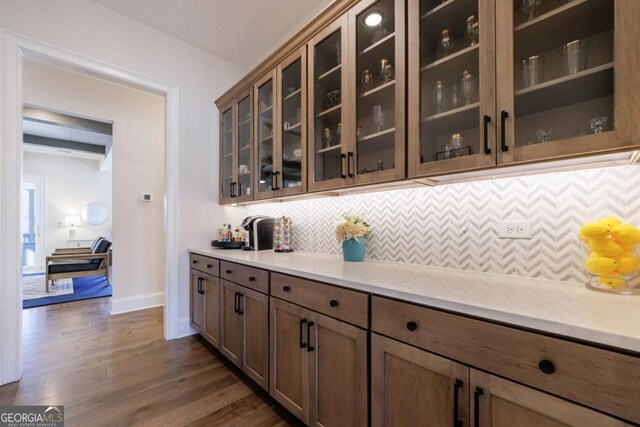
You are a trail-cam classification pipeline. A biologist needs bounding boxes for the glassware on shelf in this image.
[440,29,452,57]
[332,41,342,65]
[562,39,589,76]
[441,143,452,160]
[380,58,394,83]
[521,55,544,88]
[356,126,364,140]
[362,69,374,92]
[372,27,389,44]
[434,80,446,113]
[536,128,552,143]
[376,160,384,172]
[465,15,479,46]
[322,127,334,149]
[336,122,342,144]
[589,116,608,134]
[450,133,467,157]
[450,84,461,109]
[461,70,475,106]
[521,0,542,21]
[372,105,385,132]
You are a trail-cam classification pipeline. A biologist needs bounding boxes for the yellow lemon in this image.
[615,252,639,275]
[588,238,625,257]
[585,254,618,275]
[597,276,626,288]
[580,221,611,239]
[611,224,640,246]
[599,217,622,228]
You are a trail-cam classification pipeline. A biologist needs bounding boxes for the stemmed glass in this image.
[373,105,385,133]
[440,29,452,57]
[434,80,446,114]
[466,15,479,46]
[590,116,608,134]
[521,0,542,21]
[536,128,552,143]
[461,70,475,106]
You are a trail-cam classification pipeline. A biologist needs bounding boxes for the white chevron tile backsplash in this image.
[246,165,640,282]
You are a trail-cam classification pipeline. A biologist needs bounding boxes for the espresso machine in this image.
[241,216,275,250]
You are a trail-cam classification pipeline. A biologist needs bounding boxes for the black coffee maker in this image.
[241,216,275,250]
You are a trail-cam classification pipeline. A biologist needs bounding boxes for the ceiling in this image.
[91,0,334,68]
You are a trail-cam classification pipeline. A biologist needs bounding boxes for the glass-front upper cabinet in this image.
[220,105,234,204]
[278,48,307,196]
[496,0,639,164]
[235,90,253,202]
[308,17,349,192]
[254,71,277,200]
[350,0,406,184]
[408,0,496,178]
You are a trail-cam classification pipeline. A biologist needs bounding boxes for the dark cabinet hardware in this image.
[538,359,555,375]
[192,260,198,264]
[300,318,307,349]
[347,152,354,178]
[483,115,492,155]
[453,379,464,427]
[340,153,347,179]
[237,293,245,315]
[274,171,281,190]
[200,278,205,295]
[230,182,238,197]
[271,171,277,191]
[229,182,234,197]
[226,269,232,274]
[406,321,418,331]
[197,277,202,294]
[249,276,256,282]
[500,111,509,152]
[329,299,338,308]
[237,182,242,196]
[307,321,315,352]
[474,386,484,427]
[206,264,212,268]
[282,285,290,292]
[234,291,240,314]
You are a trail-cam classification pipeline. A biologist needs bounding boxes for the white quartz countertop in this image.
[190,248,640,353]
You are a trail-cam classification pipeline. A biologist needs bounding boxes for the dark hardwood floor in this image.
[0,298,300,426]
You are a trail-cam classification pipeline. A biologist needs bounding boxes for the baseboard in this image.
[178,315,197,338]
[110,292,164,315]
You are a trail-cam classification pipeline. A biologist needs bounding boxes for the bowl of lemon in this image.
[580,217,640,295]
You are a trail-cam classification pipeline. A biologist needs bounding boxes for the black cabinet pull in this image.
[206,264,212,268]
[300,319,307,349]
[229,182,234,197]
[274,171,281,191]
[347,152,354,178]
[233,291,239,313]
[200,278,205,295]
[237,182,242,196]
[271,171,277,191]
[500,110,509,152]
[237,293,245,315]
[406,321,418,332]
[249,276,256,282]
[231,182,238,197]
[474,386,484,427]
[453,379,463,427]
[192,260,198,264]
[329,299,338,308]
[340,153,347,179]
[538,359,555,375]
[483,115,492,155]
[282,285,290,292]
[307,321,315,352]
[196,277,202,294]
[226,269,232,274]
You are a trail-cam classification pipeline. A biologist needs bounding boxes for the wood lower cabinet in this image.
[190,269,205,331]
[202,273,220,348]
[371,333,469,427]
[270,297,368,426]
[220,279,243,366]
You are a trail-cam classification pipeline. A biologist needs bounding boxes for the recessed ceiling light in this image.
[364,12,383,27]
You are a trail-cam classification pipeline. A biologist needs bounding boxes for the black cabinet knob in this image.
[226,269,232,274]
[207,264,213,268]
[538,359,555,375]
[249,276,256,282]
[282,286,290,292]
[192,260,198,264]
[406,321,418,332]
[329,299,338,308]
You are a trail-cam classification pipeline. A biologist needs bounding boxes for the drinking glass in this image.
[380,59,394,83]
[461,70,475,106]
[450,84,461,109]
[373,105,385,132]
[589,116,608,134]
[434,80,446,113]
[336,123,342,144]
[361,69,374,92]
[521,0,542,21]
[322,127,333,149]
[521,55,544,87]
[466,15,479,46]
[536,128,552,143]
[562,39,589,75]
[440,29,452,57]
[450,133,466,157]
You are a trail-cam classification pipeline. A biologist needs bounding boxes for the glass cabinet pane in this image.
[512,0,614,146]
[313,29,343,183]
[257,79,275,194]
[221,108,233,199]
[419,0,482,163]
[355,0,396,175]
[237,95,252,198]
[281,59,304,190]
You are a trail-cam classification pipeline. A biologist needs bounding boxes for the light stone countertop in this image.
[190,248,640,353]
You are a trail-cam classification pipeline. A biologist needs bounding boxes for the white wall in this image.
[23,151,112,264]
[0,0,247,325]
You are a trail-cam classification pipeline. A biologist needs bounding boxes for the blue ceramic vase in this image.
[342,238,366,262]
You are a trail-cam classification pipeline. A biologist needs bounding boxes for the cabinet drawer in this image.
[189,253,219,276]
[372,296,640,424]
[220,260,269,294]
[271,273,368,328]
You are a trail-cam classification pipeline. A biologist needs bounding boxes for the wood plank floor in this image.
[0,298,301,426]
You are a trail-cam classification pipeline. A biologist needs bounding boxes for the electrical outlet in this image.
[498,220,532,239]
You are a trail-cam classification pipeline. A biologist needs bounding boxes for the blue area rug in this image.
[23,275,112,309]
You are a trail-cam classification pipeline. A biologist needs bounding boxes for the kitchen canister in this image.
[274,216,294,253]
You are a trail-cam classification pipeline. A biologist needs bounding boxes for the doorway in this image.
[21,175,45,273]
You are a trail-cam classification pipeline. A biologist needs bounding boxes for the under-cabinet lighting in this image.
[364,12,383,27]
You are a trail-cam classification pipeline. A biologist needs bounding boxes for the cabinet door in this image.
[240,287,269,389]
[277,47,307,197]
[371,333,469,427]
[270,298,311,424]
[255,70,278,200]
[309,311,367,427]
[349,0,406,185]
[496,0,640,164]
[408,0,496,178]
[236,89,254,202]
[219,279,243,366]
[308,16,350,192]
[220,105,235,204]
[190,270,204,331]
[202,273,220,349]
[470,369,629,427]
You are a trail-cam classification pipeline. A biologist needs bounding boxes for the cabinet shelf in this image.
[259,135,274,144]
[421,0,475,21]
[239,145,250,151]
[420,0,477,43]
[421,44,478,72]
[317,64,341,81]
[317,144,341,154]
[359,80,395,99]
[259,105,273,115]
[284,122,302,132]
[421,102,479,136]
[515,62,613,117]
[422,102,479,123]
[239,119,251,127]
[359,33,395,56]
[317,104,341,118]
[224,153,233,158]
[284,88,302,101]
[358,127,395,143]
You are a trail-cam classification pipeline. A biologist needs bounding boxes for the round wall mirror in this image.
[81,203,109,225]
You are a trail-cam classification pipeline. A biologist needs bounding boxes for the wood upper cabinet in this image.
[470,369,630,427]
[371,333,469,427]
[254,69,278,200]
[219,104,235,204]
[496,0,640,165]
[202,273,220,348]
[408,0,497,178]
[190,269,205,331]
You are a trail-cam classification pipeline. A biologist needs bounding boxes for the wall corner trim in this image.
[110,292,164,315]
[177,316,197,338]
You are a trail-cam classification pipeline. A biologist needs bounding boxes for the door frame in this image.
[21,174,46,272]
[0,30,181,385]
